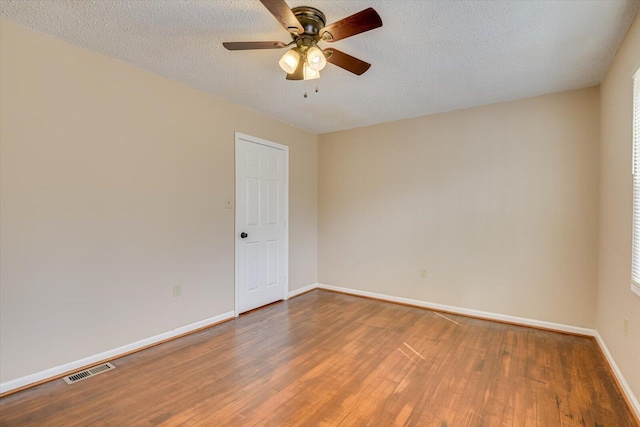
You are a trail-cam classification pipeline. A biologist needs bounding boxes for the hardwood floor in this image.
[0,290,637,426]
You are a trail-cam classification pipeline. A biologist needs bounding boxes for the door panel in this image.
[266,180,279,225]
[246,151,260,168]
[246,178,260,226]
[246,242,260,291]
[236,134,288,314]
[266,240,279,287]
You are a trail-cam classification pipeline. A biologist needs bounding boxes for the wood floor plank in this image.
[0,290,637,426]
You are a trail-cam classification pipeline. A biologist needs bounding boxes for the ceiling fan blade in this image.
[259,0,304,35]
[286,58,304,80]
[320,7,382,42]
[223,41,287,50]
[324,48,371,75]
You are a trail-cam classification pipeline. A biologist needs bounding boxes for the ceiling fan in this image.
[223,0,383,81]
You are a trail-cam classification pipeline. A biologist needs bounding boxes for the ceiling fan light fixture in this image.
[279,49,300,74]
[223,3,382,81]
[306,46,327,71]
[303,62,320,80]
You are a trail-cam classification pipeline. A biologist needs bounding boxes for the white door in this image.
[235,133,288,314]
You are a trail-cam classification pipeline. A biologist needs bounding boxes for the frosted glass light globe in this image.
[303,62,320,80]
[306,46,327,72]
[279,49,300,74]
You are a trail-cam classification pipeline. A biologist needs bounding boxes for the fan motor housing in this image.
[291,6,326,36]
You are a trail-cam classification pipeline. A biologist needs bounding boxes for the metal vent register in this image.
[62,363,115,384]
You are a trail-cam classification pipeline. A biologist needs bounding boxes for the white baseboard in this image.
[287,283,319,299]
[0,311,235,395]
[594,332,640,419]
[317,283,594,335]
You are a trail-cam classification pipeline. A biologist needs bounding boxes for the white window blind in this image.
[632,68,640,297]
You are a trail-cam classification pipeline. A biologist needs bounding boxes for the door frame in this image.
[234,132,289,317]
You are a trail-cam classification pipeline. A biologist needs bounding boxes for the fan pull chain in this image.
[303,84,319,98]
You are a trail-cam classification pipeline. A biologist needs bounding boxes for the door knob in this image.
[240,232,248,239]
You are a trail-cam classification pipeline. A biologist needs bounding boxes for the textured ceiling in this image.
[1,0,638,134]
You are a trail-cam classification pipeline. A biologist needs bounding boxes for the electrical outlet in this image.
[624,317,629,337]
[420,268,427,278]
[173,285,182,297]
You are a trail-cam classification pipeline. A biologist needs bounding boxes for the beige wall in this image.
[0,19,317,383]
[319,88,600,328]
[597,15,640,399]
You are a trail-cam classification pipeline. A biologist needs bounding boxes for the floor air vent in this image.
[63,363,115,384]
